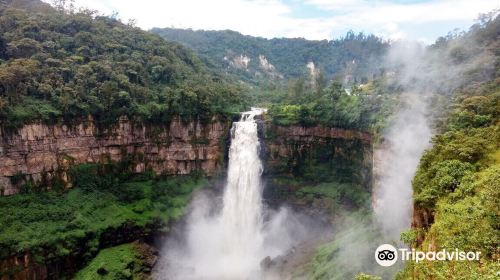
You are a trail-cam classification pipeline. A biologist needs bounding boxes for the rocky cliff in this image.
[262,123,373,215]
[0,118,374,279]
[264,124,372,179]
[265,124,371,154]
[0,116,230,196]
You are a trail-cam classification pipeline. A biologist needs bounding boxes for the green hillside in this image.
[0,0,245,129]
[398,13,500,279]
[151,27,388,86]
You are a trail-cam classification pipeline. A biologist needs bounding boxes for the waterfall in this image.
[220,108,264,263]
[158,108,269,280]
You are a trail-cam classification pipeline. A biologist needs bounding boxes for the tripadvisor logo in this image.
[375,244,398,266]
[375,244,481,267]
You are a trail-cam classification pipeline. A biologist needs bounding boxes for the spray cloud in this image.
[154,109,310,280]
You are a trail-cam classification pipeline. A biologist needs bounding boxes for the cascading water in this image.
[158,108,274,280]
[219,109,265,267]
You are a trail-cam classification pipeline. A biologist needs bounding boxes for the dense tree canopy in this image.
[398,13,500,279]
[151,27,389,86]
[263,79,398,132]
[0,0,246,128]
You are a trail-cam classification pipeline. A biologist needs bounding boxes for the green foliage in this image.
[73,243,145,280]
[355,273,382,280]
[413,80,499,209]
[268,104,302,126]
[0,2,246,128]
[265,126,372,214]
[296,182,369,209]
[306,212,396,280]
[0,164,207,261]
[151,28,397,135]
[404,14,500,279]
[399,229,418,247]
[413,159,475,209]
[426,165,499,257]
[266,79,398,132]
[396,257,500,280]
[69,163,120,193]
[151,28,389,86]
[406,93,499,279]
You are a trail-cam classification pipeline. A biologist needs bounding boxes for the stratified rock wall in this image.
[0,116,230,195]
[264,124,372,179]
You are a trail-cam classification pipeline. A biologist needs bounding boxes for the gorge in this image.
[0,111,373,279]
[0,1,498,279]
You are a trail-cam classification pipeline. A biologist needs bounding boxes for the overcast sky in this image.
[43,0,499,43]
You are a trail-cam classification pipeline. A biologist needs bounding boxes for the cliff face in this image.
[262,123,373,213]
[264,124,372,177]
[265,124,371,159]
[0,119,373,279]
[0,117,373,197]
[0,116,230,196]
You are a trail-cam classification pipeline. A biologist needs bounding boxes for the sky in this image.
[43,0,499,43]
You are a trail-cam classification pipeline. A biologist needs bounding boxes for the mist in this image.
[153,110,317,280]
[314,30,497,278]
[373,33,495,238]
[373,92,432,239]
[154,24,498,280]
[153,188,316,280]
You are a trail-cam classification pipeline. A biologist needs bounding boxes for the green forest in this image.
[398,20,500,278]
[0,0,498,279]
[152,27,388,85]
[0,0,246,129]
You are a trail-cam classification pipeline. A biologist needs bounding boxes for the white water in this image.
[217,108,265,277]
[158,108,282,280]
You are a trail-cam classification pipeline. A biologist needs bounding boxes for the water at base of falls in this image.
[157,108,276,280]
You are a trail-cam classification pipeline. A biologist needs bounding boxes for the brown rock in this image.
[0,117,230,195]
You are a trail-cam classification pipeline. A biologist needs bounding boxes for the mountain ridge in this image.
[151,27,389,86]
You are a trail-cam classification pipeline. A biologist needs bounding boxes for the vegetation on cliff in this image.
[397,13,500,279]
[0,1,498,279]
[0,0,396,134]
[399,84,499,279]
[153,26,397,133]
[0,162,207,277]
[0,0,245,129]
[302,10,499,280]
[306,212,392,280]
[264,79,398,132]
[264,133,372,213]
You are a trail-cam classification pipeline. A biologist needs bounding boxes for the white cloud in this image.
[305,0,498,40]
[42,0,499,42]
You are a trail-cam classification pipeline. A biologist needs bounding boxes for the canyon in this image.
[0,117,372,196]
[0,117,373,280]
